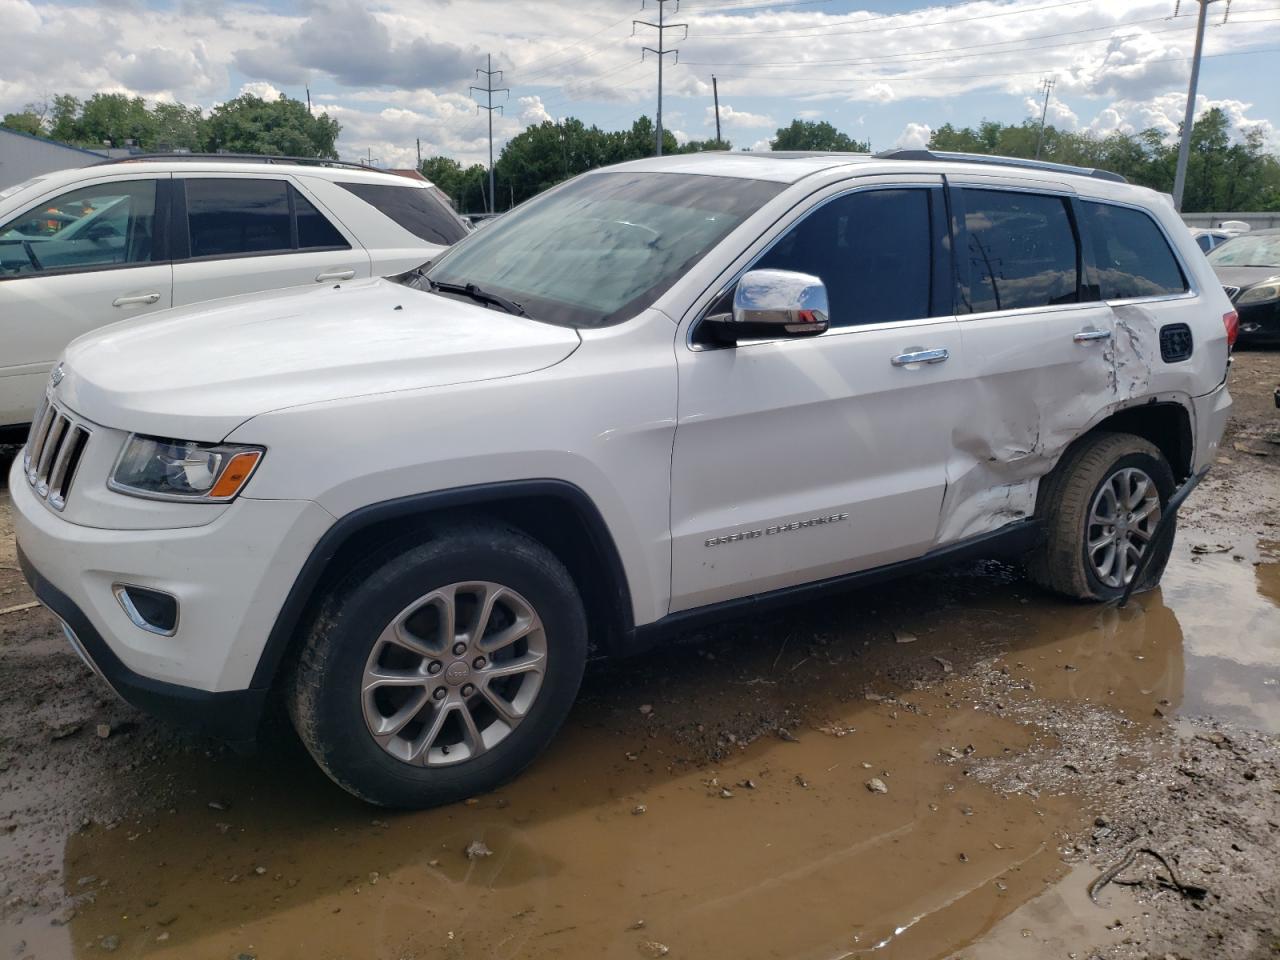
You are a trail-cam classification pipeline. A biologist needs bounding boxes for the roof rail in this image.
[874,148,1128,184]
[92,152,377,171]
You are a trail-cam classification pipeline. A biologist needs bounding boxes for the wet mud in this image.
[2,352,1278,960]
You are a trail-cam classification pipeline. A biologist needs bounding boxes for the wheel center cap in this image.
[444,661,471,686]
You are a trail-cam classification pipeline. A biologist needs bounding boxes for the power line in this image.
[511,12,638,85]
[680,13,1198,66]
[470,54,509,215]
[701,44,1280,84]
[690,0,1096,39]
[634,0,688,156]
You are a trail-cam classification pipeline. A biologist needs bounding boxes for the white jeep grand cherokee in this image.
[12,150,1236,807]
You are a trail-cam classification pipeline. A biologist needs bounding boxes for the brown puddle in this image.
[5,539,1278,959]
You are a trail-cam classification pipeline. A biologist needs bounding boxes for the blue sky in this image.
[4,0,1278,166]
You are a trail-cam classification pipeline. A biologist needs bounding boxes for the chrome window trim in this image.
[686,179,943,352]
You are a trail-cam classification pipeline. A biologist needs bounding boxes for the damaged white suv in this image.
[13,150,1235,807]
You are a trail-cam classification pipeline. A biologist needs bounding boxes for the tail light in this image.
[1223,311,1239,348]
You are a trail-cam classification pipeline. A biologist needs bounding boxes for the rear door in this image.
[669,176,964,613]
[938,180,1117,543]
[170,174,371,307]
[0,174,172,427]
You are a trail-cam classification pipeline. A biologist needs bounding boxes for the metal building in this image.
[0,127,106,191]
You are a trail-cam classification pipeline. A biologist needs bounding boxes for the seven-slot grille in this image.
[24,394,91,511]
[1222,285,1241,301]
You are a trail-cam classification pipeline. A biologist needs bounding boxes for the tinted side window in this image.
[336,182,469,245]
[295,191,348,249]
[959,189,1079,313]
[1080,201,1187,300]
[187,179,291,258]
[753,188,933,327]
[0,180,157,278]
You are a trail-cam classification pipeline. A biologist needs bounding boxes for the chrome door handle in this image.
[112,292,161,307]
[316,269,355,282]
[1073,329,1112,343]
[891,348,949,366]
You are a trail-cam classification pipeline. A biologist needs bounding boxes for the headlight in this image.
[109,435,264,502]
[1237,282,1280,305]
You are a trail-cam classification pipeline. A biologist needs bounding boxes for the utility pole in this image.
[634,0,687,156]
[470,54,508,215]
[305,85,312,115]
[1034,77,1056,160]
[416,137,421,169]
[1171,0,1228,211]
[712,74,721,144]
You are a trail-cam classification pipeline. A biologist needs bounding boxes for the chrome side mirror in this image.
[702,269,830,344]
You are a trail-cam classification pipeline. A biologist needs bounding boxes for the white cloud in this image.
[706,103,774,130]
[863,83,896,104]
[239,81,283,101]
[1086,92,1278,149]
[517,95,551,126]
[1023,96,1080,131]
[894,122,932,149]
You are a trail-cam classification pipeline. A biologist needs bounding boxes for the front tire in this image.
[287,521,587,808]
[1028,432,1176,601]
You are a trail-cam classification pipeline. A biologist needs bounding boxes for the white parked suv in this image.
[0,154,469,439]
[12,150,1236,807]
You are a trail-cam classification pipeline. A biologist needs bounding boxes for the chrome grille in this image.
[1222,285,1241,301]
[23,394,91,511]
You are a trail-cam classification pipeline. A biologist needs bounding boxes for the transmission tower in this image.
[634,0,687,156]
[470,54,509,215]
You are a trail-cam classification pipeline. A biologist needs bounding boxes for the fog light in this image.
[113,584,179,636]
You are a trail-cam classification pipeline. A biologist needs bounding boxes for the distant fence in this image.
[1181,211,1280,231]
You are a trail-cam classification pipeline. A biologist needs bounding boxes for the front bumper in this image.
[10,457,334,740]
[18,545,266,742]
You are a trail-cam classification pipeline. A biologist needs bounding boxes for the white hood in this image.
[58,278,581,439]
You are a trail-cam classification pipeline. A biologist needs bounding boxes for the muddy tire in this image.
[287,521,587,808]
[1027,431,1176,602]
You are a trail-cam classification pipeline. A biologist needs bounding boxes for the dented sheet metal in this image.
[937,302,1161,544]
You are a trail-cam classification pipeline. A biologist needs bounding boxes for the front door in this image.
[0,175,172,427]
[668,178,963,613]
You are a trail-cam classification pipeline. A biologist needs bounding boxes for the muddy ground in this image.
[1,353,1277,960]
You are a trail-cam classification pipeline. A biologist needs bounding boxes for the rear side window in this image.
[337,181,469,245]
[959,189,1080,313]
[1080,201,1187,300]
[187,179,291,258]
[183,179,350,259]
[753,188,934,327]
[295,192,347,249]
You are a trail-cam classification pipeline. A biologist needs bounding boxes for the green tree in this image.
[204,94,340,158]
[770,119,868,152]
[2,111,44,136]
[76,93,156,148]
[151,102,204,151]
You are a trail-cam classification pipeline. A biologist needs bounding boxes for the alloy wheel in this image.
[360,581,547,766]
[1086,466,1161,589]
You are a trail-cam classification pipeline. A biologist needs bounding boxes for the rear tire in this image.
[1027,432,1175,601]
[287,520,587,808]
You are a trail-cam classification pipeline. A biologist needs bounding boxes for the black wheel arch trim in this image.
[248,478,636,690]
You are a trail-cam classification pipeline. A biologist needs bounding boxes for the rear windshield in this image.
[337,181,469,245]
[424,171,784,328]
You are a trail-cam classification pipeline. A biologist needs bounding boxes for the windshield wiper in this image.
[427,278,526,316]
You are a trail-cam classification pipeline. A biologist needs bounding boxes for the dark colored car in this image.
[1208,229,1280,346]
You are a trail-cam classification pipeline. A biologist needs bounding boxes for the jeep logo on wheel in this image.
[444,661,471,686]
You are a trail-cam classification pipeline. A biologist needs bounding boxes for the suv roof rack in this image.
[874,148,1128,184]
[92,152,377,171]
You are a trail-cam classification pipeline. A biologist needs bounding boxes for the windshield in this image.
[1208,234,1280,269]
[423,171,784,328]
